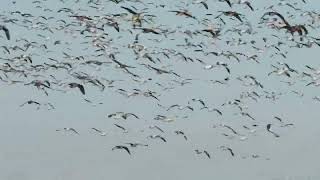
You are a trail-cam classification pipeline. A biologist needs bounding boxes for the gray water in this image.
[0,0,320,179]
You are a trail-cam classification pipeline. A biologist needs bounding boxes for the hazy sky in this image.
[0,0,320,180]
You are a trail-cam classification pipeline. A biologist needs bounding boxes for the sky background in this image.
[0,0,320,180]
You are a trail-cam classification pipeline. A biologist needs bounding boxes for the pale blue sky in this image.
[0,0,320,180]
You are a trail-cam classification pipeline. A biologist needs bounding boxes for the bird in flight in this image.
[108,112,139,120]
[220,146,235,156]
[149,125,165,133]
[112,145,131,155]
[174,130,188,140]
[148,135,167,142]
[0,25,10,40]
[56,128,79,135]
[220,0,232,7]
[195,149,211,159]
[266,124,280,138]
[20,100,41,108]
[125,142,148,147]
[114,124,128,133]
[91,128,107,136]
[217,11,244,22]
[68,83,85,95]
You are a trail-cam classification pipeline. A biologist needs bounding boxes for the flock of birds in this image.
[1,0,320,159]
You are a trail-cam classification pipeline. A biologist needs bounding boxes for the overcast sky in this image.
[0,0,320,180]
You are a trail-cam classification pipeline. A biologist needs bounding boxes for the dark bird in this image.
[282,24,308,36]
[20,100,41,107]
[281,123,294,127]
[203,150,211,158]
[201,1,209,9]
[195,149,211,159]
[217,11,243,22]
[149,125,165,133]
[174,130,188,140]
[125,143,148,147]
[243,1,254,11]
[112,145,131,155]
[202,29,221,38]
[114,124,128,133]
[121,6,138,15]
[221,124,239,135]
[122,113,139,120]
[108,112,139,120]
[56,128,79,135]
[274,116,283,122]
[0,25,10,40]
[194,1,208,9]
[221,0,232,7]
[191,98,206,107]
[220,146,235,156]
[241,112,255,120]
[149,135,167,142]
[261,11,290,26]
[138,28,161,35]
[169,10,196,19]
[204,107,223,116]
[91,128,107,136]
[167,104,194,111]
[68,83,85,95]
[266,124,280,138]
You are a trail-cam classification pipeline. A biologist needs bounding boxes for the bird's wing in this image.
[1,26,10,40]
[204,151,211,158]
[121,6,137,14]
